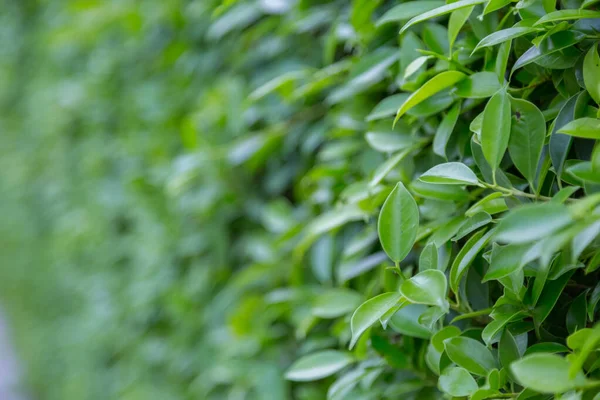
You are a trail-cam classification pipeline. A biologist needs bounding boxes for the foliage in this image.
[2,0,600,399]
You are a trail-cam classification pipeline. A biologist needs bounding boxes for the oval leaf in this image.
[511,353,588,393]
[350,292,404,349]
[481,89,511,177]
[285,350,354,381]
[378,182,419,263]
[419,162,479,185]
[400,269,448,309]
[444,336,497,376]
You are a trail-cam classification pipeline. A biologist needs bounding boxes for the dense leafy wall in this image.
[2,0,600,399]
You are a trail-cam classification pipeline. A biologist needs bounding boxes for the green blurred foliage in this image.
[2,0,600,399]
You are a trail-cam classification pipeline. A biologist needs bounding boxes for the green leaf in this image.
[566,291,588,334]
[399,0,487,35]
[403,56,431,79]
[455,72,502,98]
[285,350,354,381]
[524,342,569,356]
[378,182,419,263]
[369,148,413,187]
[419,162,479,186]
[419,242,438,272]
[589,282,600,321]
[483,0,512,14]
[438,367,478,397]
[473,26,539,53]
[508,98,546,186]
[534,9,600,25]
[466,192,508,217]
[312,288,363,319]
[376,1,445,26]
[400,269,449,309]
[495,203,573,244]
[499,330,520,371]
[567,161,600,184]
[394,71,467,124]
[432,326,462,352]
[558,118,600,139]
[510,353,588,394]
[453,212,492,241]
[433,102,460,158]
[365,131,416,153]
[483,244,530,281]
[448,6,475,52]
[450,229,494,293]
[550,92,588,179]
[481,89,511,178]
[512,31,585,74]
[327,48,400,104]
[584,45,600,105]
[389,304,433,339]
[367,94,409,121]
[533,271,574,328]
[350,292,404,349]
[444,336,497,376]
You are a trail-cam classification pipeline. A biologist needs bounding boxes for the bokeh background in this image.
[0,0,330,398]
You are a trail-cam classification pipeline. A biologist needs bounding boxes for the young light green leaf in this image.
[433,102,460,159]
[481,89,511,179]
[510,354,588,393]
[350,292,404,349]
[400,269,448,309]
[455,72,502,98]
[378,182,419,263]
[438,367,478,397]
[508,98,546,186]
[394,71,467,124]
[404,56,431,79]
[534,9,600,25]
[376,1,445,26]
[399,0,487,35]
[285,350,354,381]
[444,336,497,376]
[558,118,600,139]
[584,45,600,105]
[495,203,573,243]
[419,162,479,186]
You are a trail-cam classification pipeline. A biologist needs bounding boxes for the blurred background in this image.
[0,0,330,398]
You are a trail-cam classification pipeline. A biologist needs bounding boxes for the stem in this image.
[395,261,405,282]
[479,180,553,201]
[450,307,493,323]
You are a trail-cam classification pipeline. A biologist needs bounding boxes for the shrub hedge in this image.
[2,0,600,399]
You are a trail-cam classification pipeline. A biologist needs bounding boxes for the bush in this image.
[2,0,600,399]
